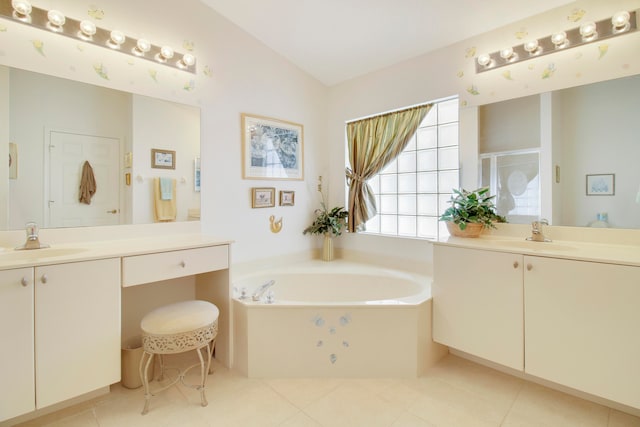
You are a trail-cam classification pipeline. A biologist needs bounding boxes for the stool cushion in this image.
[141,300,219,335]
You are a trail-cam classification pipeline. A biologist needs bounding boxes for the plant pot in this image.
[322,234,334,261]
[445,221,484,238]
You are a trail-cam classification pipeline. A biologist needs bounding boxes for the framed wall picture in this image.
[279,190,295,206]
[241,113,304,180]
[251,187,276,208]
[586,174,615,196]
[151,149,176,169]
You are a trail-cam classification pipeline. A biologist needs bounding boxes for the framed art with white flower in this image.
[586,173,614,196]
[241,113,304,180]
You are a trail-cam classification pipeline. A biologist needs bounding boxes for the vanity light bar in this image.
[475,10,638,74]
[0,0,196,73]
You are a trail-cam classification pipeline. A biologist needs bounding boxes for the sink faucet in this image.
[252,280,275,301]
[16,222,49,250]
[527,219,551,242]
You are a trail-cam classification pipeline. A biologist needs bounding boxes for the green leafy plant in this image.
[303,204,349,236]
[439,187,506,230]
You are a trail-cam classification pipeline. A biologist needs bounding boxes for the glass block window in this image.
[360,97,459,239]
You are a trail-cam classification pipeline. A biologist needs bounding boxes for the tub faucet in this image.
[526,219,551,242]
[16,222,49,250]
[252,280,275,301]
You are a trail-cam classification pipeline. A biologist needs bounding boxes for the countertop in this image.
[0,234,232,270]
[435,235,640,267]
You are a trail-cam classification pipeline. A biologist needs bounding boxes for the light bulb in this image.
[551,31,568,48]
[108,30,125,48]
[160,46,174,60]
[612,11,630,32]
[11,0,32,16]
[500,47,515,60]
[580,21,597,40]
[179,53,196,68]
[477,53,492,67]
[133,38,151,56]
[523,39,540,54]
[79,20,96,37]
[47,9,65,29]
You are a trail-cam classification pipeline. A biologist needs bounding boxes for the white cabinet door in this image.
[525,256,640,409]
[0,268,35,422]
[35,258,121,409]
[433,245,524,370]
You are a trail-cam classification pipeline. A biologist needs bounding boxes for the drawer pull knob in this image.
[513,261,519,269]
[41,274,48,284]
[180,261,186,268]
[21,277,29,287]
[527,264,533,271]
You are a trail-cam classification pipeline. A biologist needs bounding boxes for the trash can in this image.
[121,336,153,389]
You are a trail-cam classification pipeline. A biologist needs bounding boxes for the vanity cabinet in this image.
[433,245,524,370]
[0,268,35,422]
[524,256,640,409]
[433,243,640,410]
[0,258,120,421]
[35,258,121,408]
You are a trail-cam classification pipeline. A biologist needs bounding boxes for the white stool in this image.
[139,300,219,415]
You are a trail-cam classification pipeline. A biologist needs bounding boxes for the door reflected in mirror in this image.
[1,65,201,231]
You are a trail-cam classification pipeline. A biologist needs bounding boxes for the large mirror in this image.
[478,73,640,230]
[1,65,200,231]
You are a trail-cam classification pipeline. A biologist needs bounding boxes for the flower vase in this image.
[322,233,334,261]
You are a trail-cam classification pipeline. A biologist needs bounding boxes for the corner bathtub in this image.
[232,260,447,378]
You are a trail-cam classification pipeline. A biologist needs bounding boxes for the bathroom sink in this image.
[489,240,576,252]
[0,247,87,261]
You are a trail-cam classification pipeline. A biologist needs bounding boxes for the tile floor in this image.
[12,354,640,427]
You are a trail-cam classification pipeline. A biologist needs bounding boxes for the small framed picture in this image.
[151,149,176,169]
[586,174,615,196]
[280,190,295,206]
[251,187,276,208]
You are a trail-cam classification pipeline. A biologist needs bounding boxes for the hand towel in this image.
[159,177,173,200]
[79,161,96,205]
[153,177,176,222]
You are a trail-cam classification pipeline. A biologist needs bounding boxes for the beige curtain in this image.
[345,104,433,232]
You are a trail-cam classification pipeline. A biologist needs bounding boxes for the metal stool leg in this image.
[195,343,212,407]
[139,351,154,415]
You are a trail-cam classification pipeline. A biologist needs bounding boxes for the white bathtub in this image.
[232,260,447,378]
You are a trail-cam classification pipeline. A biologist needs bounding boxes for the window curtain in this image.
[345,104,433,232]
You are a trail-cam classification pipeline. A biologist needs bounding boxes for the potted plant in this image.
[303,177,348,261]
[439,187,506,237]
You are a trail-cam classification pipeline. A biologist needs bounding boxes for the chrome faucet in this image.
[252,280,275,301]
[527,219,551,242]
[16,222,49,250]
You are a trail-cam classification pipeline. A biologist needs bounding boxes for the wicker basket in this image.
[445,221,484,238]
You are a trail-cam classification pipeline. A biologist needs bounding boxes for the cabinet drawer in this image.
[122,245,228,287]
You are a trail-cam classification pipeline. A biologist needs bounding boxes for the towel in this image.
[79,161,96,205]
[159,177,173,200]
[153,177,176,222]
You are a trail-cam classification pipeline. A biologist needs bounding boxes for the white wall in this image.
[0,0,327,264]
[328,0,640,262]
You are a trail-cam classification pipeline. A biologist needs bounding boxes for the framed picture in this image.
[241,113,304,180]
[151,149,176,169]
[586,174,615,196]
[194,157,201,192]
[280,190,295,206]
[251,187,276,208]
